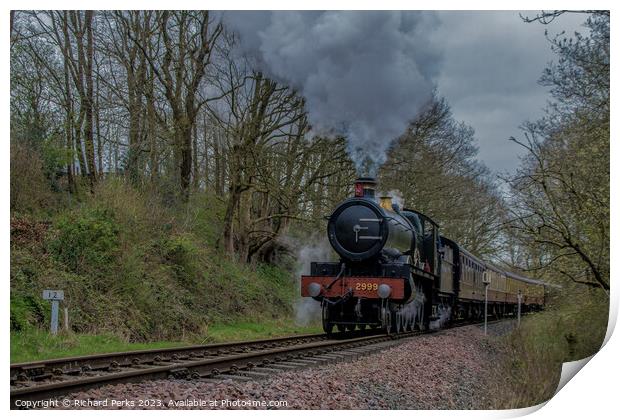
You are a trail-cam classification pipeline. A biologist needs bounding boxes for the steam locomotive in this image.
[301,178,546,334]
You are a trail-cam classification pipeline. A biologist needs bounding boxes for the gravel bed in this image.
[57,323,513,410]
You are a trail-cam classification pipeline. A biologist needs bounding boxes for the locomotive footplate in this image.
[301,275,405,300]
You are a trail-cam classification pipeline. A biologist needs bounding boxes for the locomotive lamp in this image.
[308,282,322,297]
[377,284,392,299]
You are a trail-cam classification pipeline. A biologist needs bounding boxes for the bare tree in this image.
[506,12,609,290]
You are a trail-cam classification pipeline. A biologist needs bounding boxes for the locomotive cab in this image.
[401,209,440,277]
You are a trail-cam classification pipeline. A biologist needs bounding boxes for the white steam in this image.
[430,304,452,330]
[388,190,405,210]
[222,11,442,175]
[397,282,426,329]
[290,237,334,326]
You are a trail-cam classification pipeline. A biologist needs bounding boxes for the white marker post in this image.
[483,272,491,336]
[42,290,64,335]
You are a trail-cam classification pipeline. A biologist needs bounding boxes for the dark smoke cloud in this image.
[222,11,443,175]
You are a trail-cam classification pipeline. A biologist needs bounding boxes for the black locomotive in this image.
[301,177,545,334]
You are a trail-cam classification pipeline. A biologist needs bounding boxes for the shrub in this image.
[154,234,199,282]
[10,295,47,331]
[48,207,119,273]
[10,142,53,214]
[492,288,608,408]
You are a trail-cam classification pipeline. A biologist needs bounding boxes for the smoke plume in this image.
[222,11,442,175]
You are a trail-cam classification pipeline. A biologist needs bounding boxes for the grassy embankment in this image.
[489,287,609,408]
[11,179,320,363]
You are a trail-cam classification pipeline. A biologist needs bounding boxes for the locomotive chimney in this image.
[354,177,377,198]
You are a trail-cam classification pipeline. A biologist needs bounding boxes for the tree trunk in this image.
[193,122,199,189]
[95,69,102,177]
[222,183,241,255]
[213,131,222,194]
[83,10,97,189]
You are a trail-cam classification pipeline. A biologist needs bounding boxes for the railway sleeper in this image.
[297,357,329,365]
[214,374,254,382]
[253,366,294,373]
[271,361,308,368]
[168,368,190,380]
[266,363,300,371]
[31,373,53,382]
[334,350,363,358]
[239,371,272,380]
[62,367,83,376]
[310,354,346,362]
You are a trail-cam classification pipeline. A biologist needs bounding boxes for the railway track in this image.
[11,332,328,382]
[11,319,508,408]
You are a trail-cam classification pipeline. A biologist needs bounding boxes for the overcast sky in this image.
[432,11,587,174]
[223,11,589,176]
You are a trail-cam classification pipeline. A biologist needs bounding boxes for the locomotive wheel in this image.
[346,324,356,332]
[337,324,346,333]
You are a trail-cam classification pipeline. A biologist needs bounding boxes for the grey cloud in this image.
[434,11,587,174]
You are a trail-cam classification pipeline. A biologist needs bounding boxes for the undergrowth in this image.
[11,179,301,347]
[489,286,609,408]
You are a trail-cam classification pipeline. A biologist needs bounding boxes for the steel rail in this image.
[11,332,328,380]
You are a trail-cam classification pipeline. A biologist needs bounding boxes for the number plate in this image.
[355,282,378,292]
[42,290,64,300]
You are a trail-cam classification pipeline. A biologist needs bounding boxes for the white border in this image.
[3,2,617,419]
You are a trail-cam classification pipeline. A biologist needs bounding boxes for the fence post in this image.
[64,307,69,331]
[517,290,522,327]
